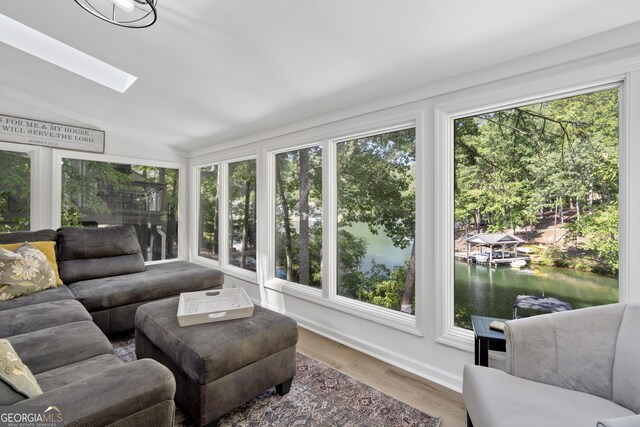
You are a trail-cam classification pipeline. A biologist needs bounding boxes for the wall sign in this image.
[0,114,105,153]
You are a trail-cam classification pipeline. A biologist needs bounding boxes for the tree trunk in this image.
[240,179,251,268]
[576,199,581,220]
[276,158,293,281]
[554,197,558,243]
[559,198,564,225]
[298,149,310,285]
[166,172,178,259]
[213,194,219,257]
[401,243,416,314]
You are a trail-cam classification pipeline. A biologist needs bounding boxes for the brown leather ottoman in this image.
[135,297,298,427]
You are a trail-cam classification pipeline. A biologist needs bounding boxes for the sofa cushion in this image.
[35,354,123,392]
[0,243,58,301]
[0,229,56,244]
[0,285,74,312]
[464,365,635,427]
[0,300,92,338]
[68,260,224,311]
[57,226,145,283]
[0,339,42,405]
[7,321,113,375]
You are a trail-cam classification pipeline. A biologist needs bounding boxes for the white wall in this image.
[189,33,640,393]
[0,93,187,232]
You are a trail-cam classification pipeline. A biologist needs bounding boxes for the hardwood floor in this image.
[296,327,467,427]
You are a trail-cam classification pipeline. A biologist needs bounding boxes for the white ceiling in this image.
[1,0,640,154]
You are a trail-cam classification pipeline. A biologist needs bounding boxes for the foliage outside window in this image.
[336,127,416,314]
[228,159,256,272]
[198,165,219,261]
[0,150,30,232]
[275,146,322,287]
[453,88,619,329]
[61,159,179,261]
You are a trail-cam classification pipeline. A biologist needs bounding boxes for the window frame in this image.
[434,80,628,352]
[0,142,42,230]
[261,109,425,336]
[191,153,258,282]
[194,162,220,263]
[52,150,187,264]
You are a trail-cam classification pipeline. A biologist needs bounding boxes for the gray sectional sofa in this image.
[0,225,225,426]
[464,303,640,427]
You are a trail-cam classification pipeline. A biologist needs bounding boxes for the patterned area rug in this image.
[111,334,440,427]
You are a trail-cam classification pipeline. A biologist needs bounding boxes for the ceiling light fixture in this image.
[74,0,158,28]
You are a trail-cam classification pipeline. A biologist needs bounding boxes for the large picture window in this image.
[453,87,619,329]
[61,159,179,261]
[336,127,416,314]
[0,150,30,232]
[228,159,256,272]
[275,146,322,287]
[198,165,219,261]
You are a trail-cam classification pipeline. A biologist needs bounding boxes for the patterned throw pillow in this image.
[0,339,42,401]
[0,243,57,301]
[0,241,62,285]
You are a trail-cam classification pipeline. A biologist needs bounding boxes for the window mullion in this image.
[219,161,230,270]
[323,138,336,300]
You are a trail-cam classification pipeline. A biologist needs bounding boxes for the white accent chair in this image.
[464,303,640,427]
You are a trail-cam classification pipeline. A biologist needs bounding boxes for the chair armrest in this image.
[14,359,175,427]
[597,415,640,427]
[504,314,562,387]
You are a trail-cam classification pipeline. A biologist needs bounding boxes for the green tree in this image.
[0,151,30,232]
[337,128,416,313]
[454,87,619,275]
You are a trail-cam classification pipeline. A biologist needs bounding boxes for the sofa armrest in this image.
[14,359,175,427]
[597,415,640,427]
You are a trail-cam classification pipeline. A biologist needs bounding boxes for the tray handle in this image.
[208,312,227,319]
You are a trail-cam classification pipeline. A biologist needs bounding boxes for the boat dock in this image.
[455,252,531,266]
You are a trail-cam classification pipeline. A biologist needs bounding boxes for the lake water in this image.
[454,260,619,328]
[344,222,413,272]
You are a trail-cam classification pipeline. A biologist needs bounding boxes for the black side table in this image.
[471,315,508,367]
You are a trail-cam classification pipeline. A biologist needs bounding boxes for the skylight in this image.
[0,14,137,93]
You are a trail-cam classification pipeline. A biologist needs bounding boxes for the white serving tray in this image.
[177,288,254,327]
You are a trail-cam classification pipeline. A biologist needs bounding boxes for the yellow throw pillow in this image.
[0,339,43,399]
[0,241,62,285]
[0,243,58,301]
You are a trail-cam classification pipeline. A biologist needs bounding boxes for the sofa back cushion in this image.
[57,226,145,284]
[612,304,640,413]
[0,229,56,244]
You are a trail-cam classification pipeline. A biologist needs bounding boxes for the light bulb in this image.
[109,0,135,13]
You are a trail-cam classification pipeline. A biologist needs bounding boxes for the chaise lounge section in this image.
[56,226,224,335]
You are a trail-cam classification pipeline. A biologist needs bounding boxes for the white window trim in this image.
[434,79,629,352]
[52,150,187,264]
[221,156,259,282]
[261,112,425,337]
[190,162,221,267]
